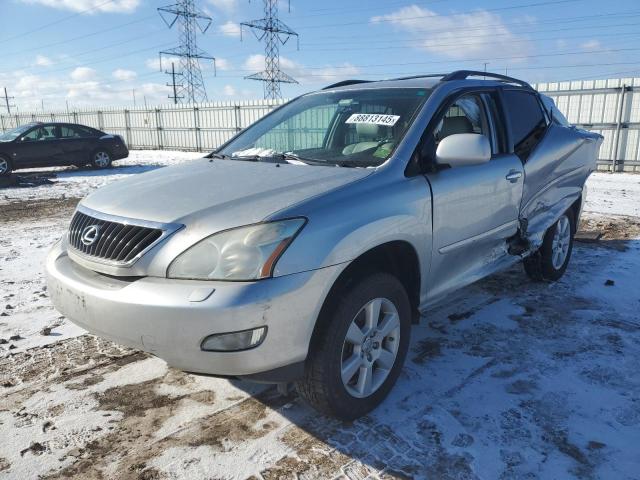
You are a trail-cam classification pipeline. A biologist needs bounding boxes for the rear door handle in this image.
[506,170,522,182]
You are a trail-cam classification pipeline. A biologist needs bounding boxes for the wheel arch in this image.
[309,240,421,351]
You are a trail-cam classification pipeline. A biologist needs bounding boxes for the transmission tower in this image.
[241,0,299,100]
[158,0,216,104]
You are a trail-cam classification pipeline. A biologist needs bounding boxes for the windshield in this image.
[217,88,430,167]
[0,124,35,142]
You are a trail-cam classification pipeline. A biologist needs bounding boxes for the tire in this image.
[523,208,575,282]
[0,155,12,176]
[296,272,411,420]
[90,150,112,169]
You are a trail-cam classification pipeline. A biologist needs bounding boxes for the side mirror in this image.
[435,133,491,167]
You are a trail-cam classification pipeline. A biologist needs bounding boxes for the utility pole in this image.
[166,62,184,104]
[158,0,215,104]
[132,88,137,106]
[2,87,15,114]
[241,0,299,100]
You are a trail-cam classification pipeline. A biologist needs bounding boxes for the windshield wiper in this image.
[209,152,232,160]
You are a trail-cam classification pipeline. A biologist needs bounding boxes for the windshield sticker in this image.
[345,113,400,127]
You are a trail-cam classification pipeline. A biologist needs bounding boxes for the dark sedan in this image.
[0,122,129,176]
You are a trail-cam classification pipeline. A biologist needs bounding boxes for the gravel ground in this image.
[1,152,639,479]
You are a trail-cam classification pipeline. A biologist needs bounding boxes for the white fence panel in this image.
[3,81,640,170]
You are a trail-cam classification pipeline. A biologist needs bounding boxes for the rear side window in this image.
[502,89,547,161]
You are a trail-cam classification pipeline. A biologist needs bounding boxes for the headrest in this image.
[440,116,473,138]
[355,122,379,139]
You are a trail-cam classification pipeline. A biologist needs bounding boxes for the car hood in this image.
[81,158,372,227]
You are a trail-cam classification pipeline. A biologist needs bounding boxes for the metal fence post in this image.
[124,109,131,147]
[155,108,162,150]
[234,105,241,133]
[611,84,628,172]
[0,115,4,132]
[193,106,201,152]
[98,111,104,131]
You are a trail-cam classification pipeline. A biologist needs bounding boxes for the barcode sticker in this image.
[345,113,400,126]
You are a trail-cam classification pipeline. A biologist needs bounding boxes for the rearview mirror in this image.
[435,133,491,167]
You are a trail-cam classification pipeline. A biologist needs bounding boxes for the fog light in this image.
[200,327,267,352]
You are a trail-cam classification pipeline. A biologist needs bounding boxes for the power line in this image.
[158,0,216,103]
[1,16,158,59]
[241,0,299,100]
[298,27,640,53]
[293,0,584,30]
[0,0,116,44]
[299,14,640,46]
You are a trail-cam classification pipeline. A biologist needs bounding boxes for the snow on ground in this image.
[1,152,639,479]
[1,150,203,203]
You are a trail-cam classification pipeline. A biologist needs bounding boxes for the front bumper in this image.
[46,241,342,378]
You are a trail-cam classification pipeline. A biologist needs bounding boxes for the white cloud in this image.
[243,54,360,85]
[223,85,236,96]
[207,0,236,12]
[371,5,531,60]
[145,57,162,71]
[219,21,241,38]
[215,58,232,71]
[19,0,140,13]
[112,69,137,81]
[33,55,53,67]
[70,66,97,81]
[581,40,602,51]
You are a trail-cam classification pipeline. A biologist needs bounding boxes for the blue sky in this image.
[1,0,639,110]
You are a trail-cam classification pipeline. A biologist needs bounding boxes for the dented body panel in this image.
[519,124,602,246]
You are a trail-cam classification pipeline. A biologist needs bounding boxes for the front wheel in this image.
[523,209,575,281]
[296,272,411,420]
[0,155,12,176]
[91,150,112,169]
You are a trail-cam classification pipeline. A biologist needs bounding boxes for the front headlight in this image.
[167,218,306,281]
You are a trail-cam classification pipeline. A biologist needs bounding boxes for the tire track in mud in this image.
[0,335,139,392]
[0,197,80,223]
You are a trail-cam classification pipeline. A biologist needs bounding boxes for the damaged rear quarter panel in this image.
[520,124,602,240]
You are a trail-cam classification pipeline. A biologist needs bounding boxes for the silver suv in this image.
[46,71,602,419]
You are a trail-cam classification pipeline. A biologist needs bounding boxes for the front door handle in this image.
[506,170,522,183]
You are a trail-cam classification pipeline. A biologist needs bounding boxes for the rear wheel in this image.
[296,272,411,420]
[0,155,12,176]
[523,209,575,281]
[91,150,112,169]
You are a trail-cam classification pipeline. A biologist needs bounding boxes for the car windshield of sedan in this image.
[0,124,34,142]
[216,88,431,167]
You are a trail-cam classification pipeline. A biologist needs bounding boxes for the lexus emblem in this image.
[81,225,101,246]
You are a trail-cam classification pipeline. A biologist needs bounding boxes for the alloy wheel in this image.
[340,297,401,398]
[0,157,8,175]
[94,151,110,168]
[551,214,571,269]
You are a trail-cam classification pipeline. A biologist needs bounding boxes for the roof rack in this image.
[322,79,373,90]
[388,74,447,81]
[441,70,532,88]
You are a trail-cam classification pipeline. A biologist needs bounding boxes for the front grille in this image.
[68,210,164,265]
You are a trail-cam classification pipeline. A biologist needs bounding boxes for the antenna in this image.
[241,0,299,100]
[2,87,15,114]
[166,62,184,104]
[158,0,216,104]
